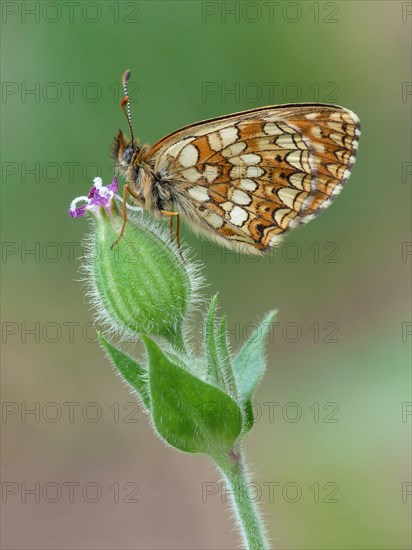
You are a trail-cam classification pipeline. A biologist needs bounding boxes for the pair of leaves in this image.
[99,334,242,464]
[98,305,276,461]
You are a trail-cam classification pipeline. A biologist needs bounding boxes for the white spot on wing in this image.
[239,179,257,192]
[289,173,305,190]
[219,126,238,147]
[302,213,315,224]
[204,164,219,182]
[274,208,291,228]
[275,134,299,150]
[269,234,284,246]
[166,138,194,158]
[286,151,303,170]
[312,141,326,153]
[331,184,343,196]
[246,166,264,177]
[241,153,261,165]
[179,144,199,167]
[208,132,222,152]
[327,121,344,133]
[326,163,341,178]
[206,212,224,229]
[320,198,332,209]
[344,109,360,124]
[277,122,297,134]
[231,189,252,206]
[311,126,322,139]
[264,122,283,136]
[330,133,344,147]
[188,185,209,202]
[222,141,247,158]
[229,206,248,226]
[182,168,201,182]
[277,188,301,209]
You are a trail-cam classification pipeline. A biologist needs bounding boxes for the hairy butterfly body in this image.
[112,71,360,254]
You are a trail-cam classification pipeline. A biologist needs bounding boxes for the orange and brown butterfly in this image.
[112,70,360,254]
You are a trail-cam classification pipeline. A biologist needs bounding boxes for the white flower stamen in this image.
[70,195,90,211]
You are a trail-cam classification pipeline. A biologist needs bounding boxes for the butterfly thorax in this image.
[131,159,174,216]
[113,130,173,216]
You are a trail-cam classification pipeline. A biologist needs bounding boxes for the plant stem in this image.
[218,453,270,550]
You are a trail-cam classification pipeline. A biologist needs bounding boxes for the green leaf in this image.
[233,310,277,408]
[143,335,242,461]
[215,316,237,398]
[243,399,255,433]
[205,296,238,400]
[98,333,151,411]
[205,294,220,386]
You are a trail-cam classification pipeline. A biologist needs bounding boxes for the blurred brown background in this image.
[1,1,411,548]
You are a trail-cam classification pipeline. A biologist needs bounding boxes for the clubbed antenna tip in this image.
[122,69,131,87]
[120,69,134,144]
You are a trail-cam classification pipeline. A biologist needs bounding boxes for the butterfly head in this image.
[112,129,139,171]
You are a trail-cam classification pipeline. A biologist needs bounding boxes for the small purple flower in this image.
[69,177,118,218]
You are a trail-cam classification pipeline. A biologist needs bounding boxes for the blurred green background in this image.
[1,1,411,548]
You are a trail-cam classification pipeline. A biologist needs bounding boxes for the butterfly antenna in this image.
[121,69,134,144]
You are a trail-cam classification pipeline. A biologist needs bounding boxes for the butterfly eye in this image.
[123,146,134,165]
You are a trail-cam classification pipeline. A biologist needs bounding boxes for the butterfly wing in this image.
[145,104,360,253]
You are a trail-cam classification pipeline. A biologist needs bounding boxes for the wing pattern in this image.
[146,104,360,253]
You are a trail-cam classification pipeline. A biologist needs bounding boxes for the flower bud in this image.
[70,177,200,350]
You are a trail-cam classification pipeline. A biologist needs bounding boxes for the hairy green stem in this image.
[218,453,270,550]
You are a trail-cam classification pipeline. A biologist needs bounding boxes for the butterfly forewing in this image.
[147,104,360,253]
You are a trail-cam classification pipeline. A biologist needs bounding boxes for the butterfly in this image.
[112,70,360,254]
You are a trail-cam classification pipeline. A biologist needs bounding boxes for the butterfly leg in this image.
[168,214,174,241]
[161,210,182,259]
[111,184,140,249]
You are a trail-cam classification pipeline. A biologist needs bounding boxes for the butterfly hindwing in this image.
[146,104,360,252]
